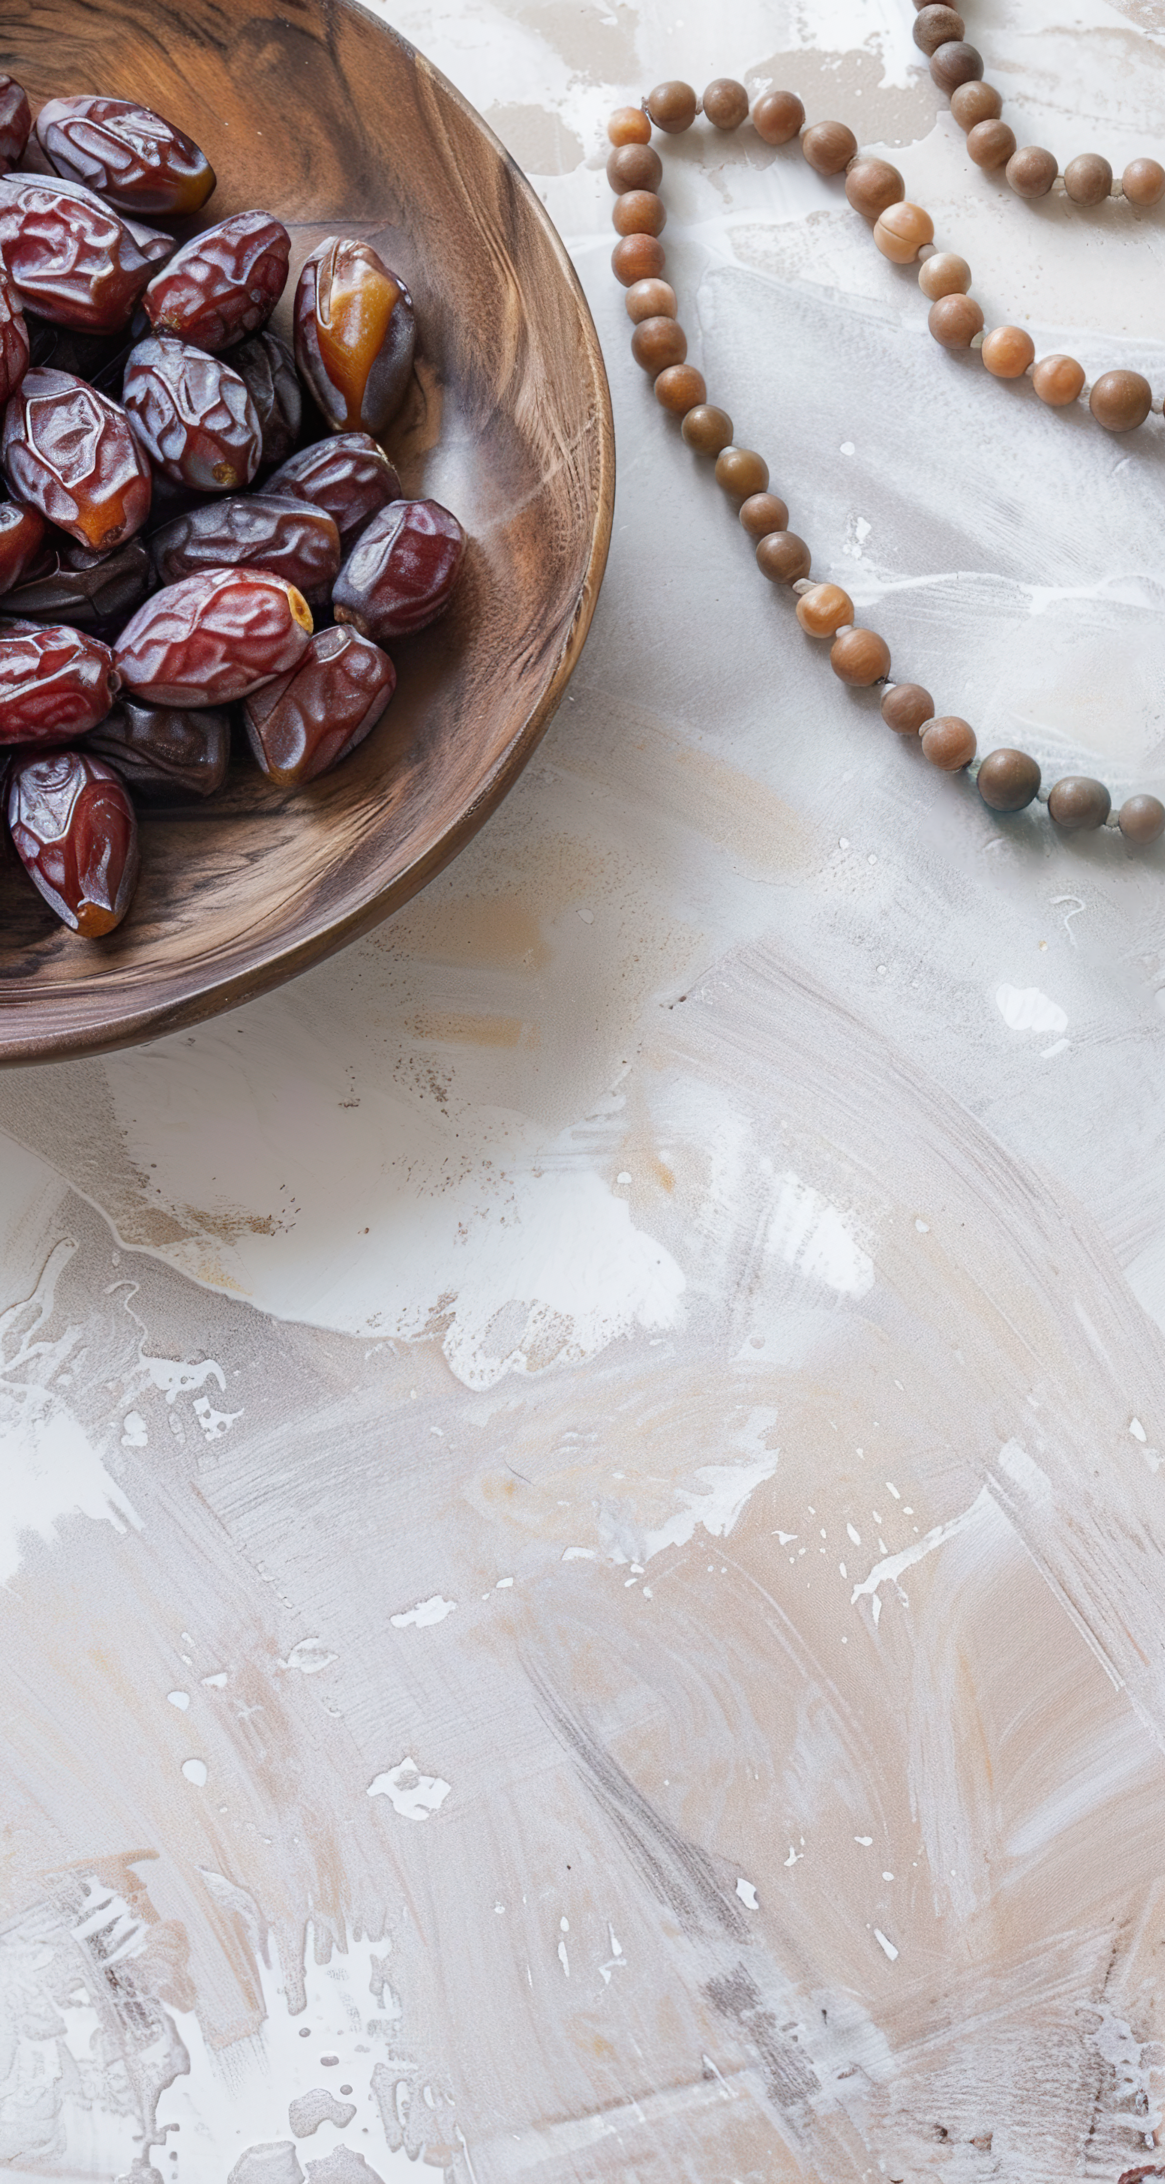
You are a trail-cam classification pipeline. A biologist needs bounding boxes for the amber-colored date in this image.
[0,497,46,595]
[143,209,291,353]
[294,237,415,436]
[122,336,262,493]
[114,566,313,706]
[333,498,466,641]
[2,366,152,549]
[8,748,139,935]
[0,75,31,171]
[264,432,401,556]
[244,625,397,786]
[0,622,120,744]
[150,493,340,604]
[35,94,216,217]
[0,260,28,405]
[231,331,302,470]
[88,697,230,798]
[5,536,153,630]
[0,173,165,332]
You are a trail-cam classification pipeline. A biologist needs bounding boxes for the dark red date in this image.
[333,498,466,641]
[4,536,152,629]
[0,497,46,594]
[122,336,262,492]
[0,75,31,172]
[230,331,301,470]
[142,209,290,353]
[8,747,139,935]
[294,236,415,435]
[2,367,152,549]
[0,173,163,331]
[0,259,29,404]
[264,432,401,556]
[34,94,216,217]
[244,624,396,786]
[114,567,313,706]
[150,493,340,603]
[88,697,230,798]
[0,622,120,744]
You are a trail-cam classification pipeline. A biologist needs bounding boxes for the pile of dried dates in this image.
[0,78,468,939]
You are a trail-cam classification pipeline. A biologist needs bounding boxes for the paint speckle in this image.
[735,1878,759,1909]
[167,1690,190,1710]
[367,1756,452,1820]
[182,1758,208,1786]
[874,1928,899,1961]
[390,1595,457,1628]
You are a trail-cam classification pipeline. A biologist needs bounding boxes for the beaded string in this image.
[606,83,1165,846]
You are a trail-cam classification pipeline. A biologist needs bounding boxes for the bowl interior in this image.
[0,0,612,1062]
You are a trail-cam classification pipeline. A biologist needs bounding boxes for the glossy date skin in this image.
[231,331,301,470]
[114,566,313,706]
[8,748,139,935]
[122,336,262,492]
[2,366,152,549]
[294,237,415,436]
[150,492,340,604]
[0,496,47,594]
[0,75,32,171]
[244,624,396,786]
[333,498,466,642]
[35,95,216,217]
[0,260,29,405]
[264,432,401,555]
[143,210,290,354]
[0,173,164,331]
[0,622,120,744]
[88,696,230,797]
[5,536,152,630]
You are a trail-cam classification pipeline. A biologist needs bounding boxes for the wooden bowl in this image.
[0,0,613,1064]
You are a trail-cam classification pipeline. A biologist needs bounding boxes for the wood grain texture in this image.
[0,0,613,1063]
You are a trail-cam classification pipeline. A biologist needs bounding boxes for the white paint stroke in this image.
[367,1757,452,1820]
[765,1173,873,1297]
[281,1638,337,1675]
[851,1489,993,1614]
[995,985,1068,1037]
[735,1879,759,1909]
[390,1595,457,1628]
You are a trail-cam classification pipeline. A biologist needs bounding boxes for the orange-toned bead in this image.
[607,142,664,194]
[611,234,666,285]
[845,158,905,219]
[928,293,984,347]
[796,582,853,636]
[1006,145,1058,197]
[1089,369,1153,432]
[1064,153,1112,205]
[625,277,677,323]
[977,747,1041,810]
[881,682,934,733]
[1123,157,1165,207]
[1032,353,1085,406]
[715,446,769,497]
[646,80,697,133]
[654,364,707,414]
[704,77,750,129]
[921,716,976,769]
[608,106,651,147]
[950,79,1002,129]
[831,627,891,684]
[631,316,687,373]
[873,202,935,262]
[801,120,858,175]
[981,325,1035,378]
[918,251,971,300]
[739,492,789,540]
[967,118,1016,169]
[612,189,666,238]
[756,531,812,584]
[681,404,734,455]
[752,89,805,145]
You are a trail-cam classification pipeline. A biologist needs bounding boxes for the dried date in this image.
[0,497,46,594]
[114,566,313,706]
[2,366,152,548]
[230,331,301,470]
[0,622,120,744]
[294,237,415,436]
[0,75,31,172]
[333,498,466,642]
[244,624,396,786]
[264,432,401,556]
[142,210,290,353]
[122,336,262,492]
[0,259,29,404]
[8,747,139,935]
[150,493,340,604]
[88,696,229,798]
[34,94,216,217]
[0,173,164,331]
[4,536,152,629]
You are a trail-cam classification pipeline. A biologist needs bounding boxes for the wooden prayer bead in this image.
[715,447,769,497]
[881,682,934,734]
[1123,157,1165,207]
[704,78,750,129]
[1047,775,1111,829]
[977,747,1041,810]
[631,316,687,373]
[607,143,664,194]
[752,89,805,145]
[647,80,697,133]
[1006,145,1058,197]
[1089,369,1152,432]
[608,106,651,147]
[1032,353,1085,406]
[654,365,707,414]
[831,627,891,684]
[756,531,811,583]
[918,251,971,300]
[928,292,984,347]
[1064,153,1112,206]
[739,492,790,540]
[931,40,984,92]
[801,120,858,176]
[681,404,734,455]
[913,4,964,55]
[796,582,854,636]
[612,234,666,285]
[613,189,666,237]
[845,159,905,219]
[967,119,1016,170]
[950,80,1002,129]
[921,716,976,769]
[981,324,1035,378]
[874,202,935,261]
[1119,793,1165,844]
[625,278,677,323]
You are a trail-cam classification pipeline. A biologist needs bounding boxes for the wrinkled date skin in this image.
[0,173,163,331]
[6,536,152,629]
[244,624,396,786]
[35,95,216,217]
[231,331,301,470]
[122,336,261,492]
[88,696,230,797]
[0,622,120,744]
[0,496,47,594]
[265,432,401,556]
[114,566,313,706]
[0,260,29,405]
[0,75,32,171]
[2,366,152,548]
[8,748,139,935]
[294,237,415,436]
[333,498,466,642]
[143,210,290,353]
[150,492,340,604]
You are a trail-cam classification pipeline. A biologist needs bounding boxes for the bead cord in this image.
[607,86,1165,848]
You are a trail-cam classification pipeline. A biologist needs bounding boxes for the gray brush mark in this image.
[304,2153,387,2184]
[288,2090,358,2138]
[228,2146,305,2184]
[704,1964,821,2110]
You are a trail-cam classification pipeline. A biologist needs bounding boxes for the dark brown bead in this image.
[606,142,663,194]
[1006,145,1058,197]
[881,682,934,734]
[755,531,811,584]
[646,80,697,134]
[1047,775,1111,830]
[950,80,1003,129]
[608,107,651,147]
[967,119,1016,170]
[930,41,985,93]
[631,315,686,373]
[928,292,984,347]
[977,747,1041,811]
[801,120,858,176]
[611,233,666,286]
[739,491,789,539]
[1089,369,1153,432]
[1063,153,1112,206]
[715,446,769,497]
[681,403,733,455]
[831,627,890,685]
[752,90,804,145]
[654,364,706,414]
[913,4,964,55]
[703,78,750,130]
[1119,793,1165,844]
[845,158,905,219]
[921,715,976,769]
[612,188,666,237]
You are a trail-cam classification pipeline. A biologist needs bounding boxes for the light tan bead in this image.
[921,716,976,769]
[1089,369,1153,432]
[981,324,1035,378]
[950,79,1002,130]
[796,582,854,637]
[918,251,971,300]
[608,106,651,147]
[928,292,984,347]
[611,234,666,286]
[1032,353,1086,406]
[881,682,934,733]
[931,40,984,93]
[967,119,1016,169]
[715,446,770,497]
[873,202,935,262]
[654,364,707,414]
[703,77,750,130]
[646,80,697,133]
[752,89,805,145]
[1064,153,1112,205]
[625,277,677,323]
[631,315,687,373]
[1006,145,1058,197]
[801,120,858,176]
[845,158,905,219]
[681,404,734,455]
[739,491,790,540]
[756,531,811,584]
[607,142,664,194]
[1123,157,1165,207]
[831,627,891,685]
[612,189,666,237]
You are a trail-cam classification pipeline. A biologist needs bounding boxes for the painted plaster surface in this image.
[2,0,1165,2178]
